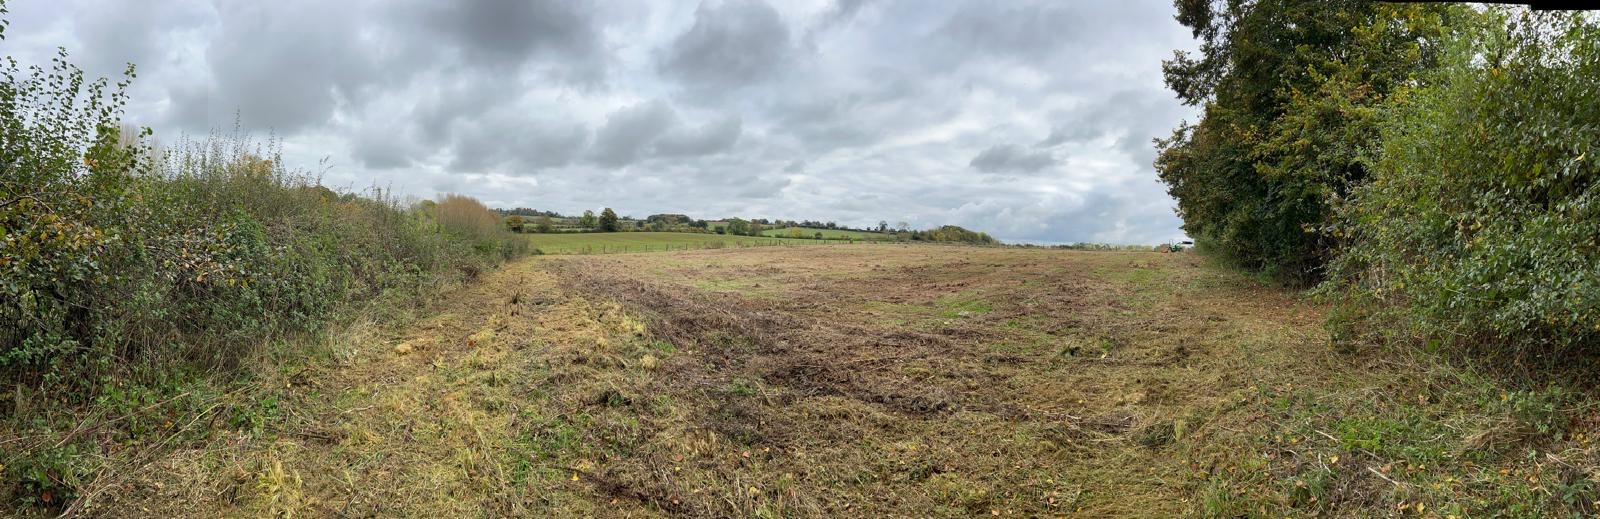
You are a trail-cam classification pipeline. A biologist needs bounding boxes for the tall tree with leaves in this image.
[1156,0,1450,283]
[598,207,619,232]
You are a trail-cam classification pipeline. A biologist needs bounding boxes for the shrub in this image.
[432,193,525,260]
[0,36,528,507]
[1156,2,1451,284]
[1325,11,1600,357]
[505,215,525,232]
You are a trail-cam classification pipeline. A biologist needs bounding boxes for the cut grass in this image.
[54,245,1600,517]
[523,231,822,254]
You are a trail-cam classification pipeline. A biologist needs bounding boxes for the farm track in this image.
[81,245,1333,517]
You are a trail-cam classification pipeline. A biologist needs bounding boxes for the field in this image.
[759,227,893,241]
[67,245,1596,517]
[524,231,821,254]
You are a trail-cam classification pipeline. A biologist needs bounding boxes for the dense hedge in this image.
[1161,4,1599,356]
[0,47,525,396]
[1156,1,1450,284]
[1325,12,1600,356]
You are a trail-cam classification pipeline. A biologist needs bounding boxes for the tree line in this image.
[496,207,996,244]
[1157,3,1599,356]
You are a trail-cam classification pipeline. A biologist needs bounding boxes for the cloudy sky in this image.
[4,0,1197,244]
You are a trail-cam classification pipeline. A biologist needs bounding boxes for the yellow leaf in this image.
[570,473,579,481]
[1329,455,1339,465]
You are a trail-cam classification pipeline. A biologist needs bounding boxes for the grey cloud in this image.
[183,1,373,133]
[589,100,742,167]
[970,144,1057,174]
[407,0,605,84]
[1038,124,1103,148]
[352,126,416,170]
[933,2,1152,65]
[737,175,792,198]
[4,0,1199,244]
[805,0,876,43]
[660,0,793,89]
[590,100,679,167]
[656,117,742,157]
[448,117,588,174]
[1039,89,1186,167]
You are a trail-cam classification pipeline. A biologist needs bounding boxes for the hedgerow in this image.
[1324,11,1600,357]
[0,29,524,508]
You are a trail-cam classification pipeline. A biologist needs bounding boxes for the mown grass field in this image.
[523,231,823,254]
[72,245,1600,517]
[758,227,893,241]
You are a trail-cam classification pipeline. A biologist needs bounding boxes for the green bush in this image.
[1156,2,1451,284]
[0,38,526,507]
[1325,11,1600,356]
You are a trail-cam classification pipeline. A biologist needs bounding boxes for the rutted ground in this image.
[76,244,1585,517]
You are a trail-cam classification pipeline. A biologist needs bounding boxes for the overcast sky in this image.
[5,0,1197,244]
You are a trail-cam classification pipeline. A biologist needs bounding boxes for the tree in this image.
[725,218,750,236]
[534,215,555,233]
[504,215,525,232]
[1326,9,1600,356]
[598,207,619,232]
[579,209,597,229]
[1156,0,1450,283]
[878,220,888,233]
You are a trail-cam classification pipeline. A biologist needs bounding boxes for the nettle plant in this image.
[1326,11,1600,357]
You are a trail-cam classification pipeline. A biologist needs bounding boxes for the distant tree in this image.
[878,220,889,233]
[534,215,555,233]
[896,221,910,233]
[504,215,525,232]
[748,222,763,236]
[787,227,805,239]
[599,208,620,232]
[814,231,824,240]
[579,210,597,229]
[725,218,750,236]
